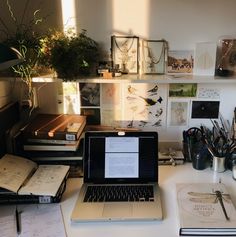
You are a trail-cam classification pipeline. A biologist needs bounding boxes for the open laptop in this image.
[71,131,162,222]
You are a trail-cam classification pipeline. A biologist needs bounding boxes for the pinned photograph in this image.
[168,100,189,126]
[191,100,220,119]
[79,83,100,106]
[169,84,197,97]
[101,84,121,109]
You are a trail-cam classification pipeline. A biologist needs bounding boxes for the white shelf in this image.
[30,74,236,84]
[32,73,62,83]
[0,75,60,83]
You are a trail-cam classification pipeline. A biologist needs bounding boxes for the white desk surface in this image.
[61,163,236,237]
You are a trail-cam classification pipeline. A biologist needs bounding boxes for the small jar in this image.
[215,36,236,77]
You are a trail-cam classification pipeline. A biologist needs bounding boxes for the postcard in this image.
[167,50,194,74]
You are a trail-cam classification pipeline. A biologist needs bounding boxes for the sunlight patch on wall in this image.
[57,82,81,114]
[112,0,150,37]
[59,0,79,114]
[61,0,77,33]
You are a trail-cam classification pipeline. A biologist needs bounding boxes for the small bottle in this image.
[215,36,236,77]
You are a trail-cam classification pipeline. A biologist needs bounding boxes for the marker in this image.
[16,208,21,235]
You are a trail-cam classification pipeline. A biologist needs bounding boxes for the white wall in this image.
[76,0,236,54]
[57,0,236,142]
[1,0,235,56]
[1,0,236,142]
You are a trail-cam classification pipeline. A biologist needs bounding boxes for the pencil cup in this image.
[191,143,208,170]
[182,141,191,162]
[212,156,226,173]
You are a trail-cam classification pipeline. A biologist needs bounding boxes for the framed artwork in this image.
[167,50,194,74]
[111,35,139,74]
[142,40,166,74]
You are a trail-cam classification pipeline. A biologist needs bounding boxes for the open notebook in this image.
[71,131,163,222]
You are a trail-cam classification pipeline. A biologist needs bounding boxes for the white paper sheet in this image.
[0,214,16,237]
[20,204,66,237]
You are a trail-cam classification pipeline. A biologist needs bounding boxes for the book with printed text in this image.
[176,183,236,236]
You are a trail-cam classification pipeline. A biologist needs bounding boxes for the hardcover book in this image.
[0,154,69,204]
[23,138,81,152]
[176,183,236,236]
[22,114,86,141]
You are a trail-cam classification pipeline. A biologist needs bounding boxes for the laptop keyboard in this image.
[83,185,154,202]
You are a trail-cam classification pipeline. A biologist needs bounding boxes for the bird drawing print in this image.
[152,119,162,127]
[148,85,158,93]
[138,96,163,106]
[139,120,149,127]
[139,96,157,106]
[124,84,167,129]
[127,85,137,95]
[157,96,163,104]
[155,108,163,117]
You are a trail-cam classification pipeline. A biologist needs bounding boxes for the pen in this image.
[16,207,21,235]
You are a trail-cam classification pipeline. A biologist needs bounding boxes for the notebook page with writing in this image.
[18,165,69,196]
[0,154,37,193]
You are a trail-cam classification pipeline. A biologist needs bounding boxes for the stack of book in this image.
[20,113,86,177]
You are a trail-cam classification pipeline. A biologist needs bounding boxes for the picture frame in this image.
[142,40,166,74]
[111,35,139,74]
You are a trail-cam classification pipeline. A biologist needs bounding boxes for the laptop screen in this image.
[83,131,158,183]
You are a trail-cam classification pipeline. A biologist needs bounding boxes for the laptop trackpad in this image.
[103,203,132,219]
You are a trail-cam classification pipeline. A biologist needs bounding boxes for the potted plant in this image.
[40,29,99,80]
[0,0,48,107]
